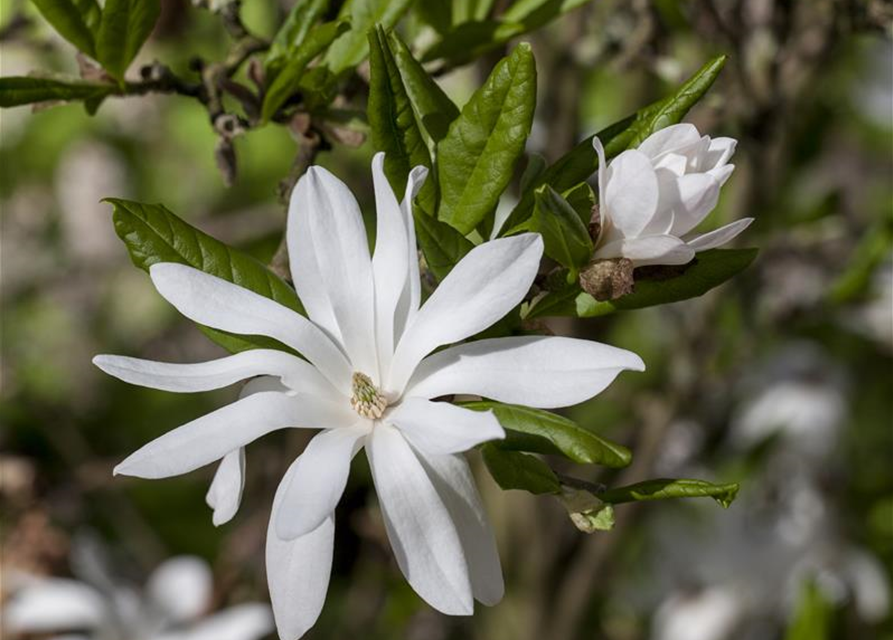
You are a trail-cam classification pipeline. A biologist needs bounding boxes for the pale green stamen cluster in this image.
[350,372,387,419]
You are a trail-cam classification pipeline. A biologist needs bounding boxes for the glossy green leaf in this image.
[96,0,161,81]
[520,153,547,193]
[464,401,632,468]
[436,43,536,234]
[414,210,474,281]
[481,444,561,494]
[323,0,414,75]
[265,0,330,82]
[32,0,101,57]
[599,478,740,508]
[0,76,113,107]
[501,55,727,233]
[527,248,758,319]
[107,198,303,353]
[532,185,593,271]
[262,20,349,123]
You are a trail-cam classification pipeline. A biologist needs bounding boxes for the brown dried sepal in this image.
[588,202,601,243]
[579,258,635,301]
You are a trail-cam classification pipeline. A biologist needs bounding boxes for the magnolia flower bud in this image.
[592,123,754,268]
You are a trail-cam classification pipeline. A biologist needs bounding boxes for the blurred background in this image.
[2,1,891,639]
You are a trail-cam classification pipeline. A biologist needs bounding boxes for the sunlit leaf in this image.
[96,0,161,82]
[265,0,330,82]
[323,0,414,75]
[32,0,101,57]
[599,478,740,508]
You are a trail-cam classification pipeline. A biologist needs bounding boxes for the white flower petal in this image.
[206,448,245,527]
[603,149,660,238]
[368,424,473,615]
[393,166,429,343]
[275,423,369,540]
[296,167,378,376]
[595,234,695,267]
[3,579,105,633]
[636,123,701,159]
[266,462,334,640]
[92,350,340,400]
[174,603,274,640]
[708,163,735,186]
[592,137,608,242]
[114,392,354,479]
[703,136,737,170]
[388,399,504,455]
[149,264,351,393]
[666,173,722,236]
[387,234,543,395]
[686,218,754,251]
[406,336,644,408]
[417,452,504,606]
[146,556,212,623]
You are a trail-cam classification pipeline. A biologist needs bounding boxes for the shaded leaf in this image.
[0,76,113,107]
[265,0,330,81]
[437,43,536,234]
[599,478,740,508]
[481,444,561,494]
[323,0,414,75]
[464,401,632,468]
[32,0,101,57]
[532,184,593,272]
[413,210,474,281]
[96,0,161,82]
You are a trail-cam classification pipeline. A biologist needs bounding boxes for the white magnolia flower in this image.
[94,153,644,639]
[3,555,273,640]
[592,123,753,266]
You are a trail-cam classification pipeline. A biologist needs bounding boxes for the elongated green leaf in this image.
[323,0,414,75]
[501,56,727,234]
[265,0,329,81]
[437,43,536,234]
[262,20,349,123]
[414,210,474,281]
[32,0,100,57]
[532,185,593,271]
[0,76,113,107]
[367,27,433,207]
[785,580,833,640]
[481,444,561,494]
[413,0,451,34]
[388,31,459,142]
[528,248,757,319]
[107,198,303,353]
[464,402,631,468]
[599,478,740,508]
[96,0,160,81]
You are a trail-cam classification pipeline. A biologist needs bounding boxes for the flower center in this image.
[350,372,387,419]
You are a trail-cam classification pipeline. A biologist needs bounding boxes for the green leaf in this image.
[520,153,547,193]
[96,0,161,82]
[413,0,452,34]
[32,0,101,57]
[599,478,740,508]
[501,55,727,233]
[527,248,758,319]
[0,76,113,107]
[532,185,593,271]
[414,210,474,281]
[436,42,536,234]
[106,198,304,353]
[323,0,414,75]
[388,31,459,142]
[481,444,561,494]
[463,401,631,468]
[262,20,350,123]
[785,580,833,640]
[265,0,330,82]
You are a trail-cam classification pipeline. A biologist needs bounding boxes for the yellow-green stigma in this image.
[350,372,387,419]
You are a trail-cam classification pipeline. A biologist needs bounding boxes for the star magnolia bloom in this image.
[592,123,754,266]
[94,153,644,639]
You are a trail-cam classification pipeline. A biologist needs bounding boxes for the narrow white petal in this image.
[636,123,701,159]
[146,556,212,623]
[388,398,504,455]
[174,603,274,640]
[3,580,105,633]
[92,350,340,400]
[387,234,543,395]
[275,423,370,540]
[266,463,334,640]
[594,234,695,267]
[686,218,754,251]
[666,173,722,236]
[371,153,409,379]
[114,392,354,479]
[703,136,737,169]
[393,166,429,343]
[592,137,608,243]
[417,452,504,606]
[708,163,735,186]
[300,167,378,376]
[603,149,660,238]
[368,424,473,615]
[206,448,245,526]
[407,336,645,408]
[149,264,351,393]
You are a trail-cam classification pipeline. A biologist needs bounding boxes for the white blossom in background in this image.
[2,555,273,640]
[93,153,645,640]
[592,123,753,266]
